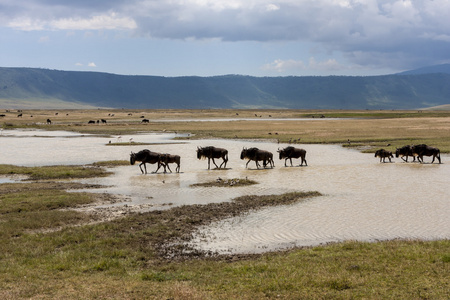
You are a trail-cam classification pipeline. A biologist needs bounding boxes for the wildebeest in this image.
[395,145,416,162]
[411,144,441,164]
[240,147,274,169]
[46,119,52,124]
[130,149,166,174]
[141,119,150,123]
[159,153,181,173]
[196,146,228,169]
[88,120,96,124]
[374,149,393,163]
[278,146,307,167]
[101,119,107,124]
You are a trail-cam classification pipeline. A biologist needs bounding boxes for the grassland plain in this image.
[2,108,450,152]
[0,109,449,299]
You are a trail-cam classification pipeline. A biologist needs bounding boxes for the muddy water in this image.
[1,129,449,254]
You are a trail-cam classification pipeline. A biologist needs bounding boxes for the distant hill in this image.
[397,64,450,75]
[1,66,450,110]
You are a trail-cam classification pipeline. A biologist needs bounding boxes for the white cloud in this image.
[262,57,346,73]
[265,4,280,12]
[2,0,450,71]
[8,13,136,31]
[261,59,305,72]
[88,62,97,67]
[50,13,137,31]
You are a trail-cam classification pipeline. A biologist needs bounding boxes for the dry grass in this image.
[2,109,449,152]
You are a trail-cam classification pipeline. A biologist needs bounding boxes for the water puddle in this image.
[1,128,449,254]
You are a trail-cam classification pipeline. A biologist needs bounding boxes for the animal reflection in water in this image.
[159,153,181,173]
[130,150,166,174]
[197,146,228,170]
[278,146,307,167]
[240,147,274,169]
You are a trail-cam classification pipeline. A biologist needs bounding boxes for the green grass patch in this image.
[0,164,111,180]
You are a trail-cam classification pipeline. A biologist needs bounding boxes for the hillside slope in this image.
[1,67,449,109]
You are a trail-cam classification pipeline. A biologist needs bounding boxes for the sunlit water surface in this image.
[1,128,449,254]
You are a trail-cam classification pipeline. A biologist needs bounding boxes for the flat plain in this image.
[1,109,449,299]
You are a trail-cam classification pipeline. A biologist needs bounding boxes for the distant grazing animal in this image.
[101,119,107,124]
[196,146,228,170]
[88,120,96,124]
[159,153,181,173]
[411,144,441,164]
[278,146,307,167]
[130,150,166,174]
[17,113,22,117]
[240,147,274,169]
[395,145,416,162]
[374,149,393,163]
[46,119,52,124]
[141,119,150,123]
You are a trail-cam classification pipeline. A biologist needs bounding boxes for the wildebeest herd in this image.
[130,143,442,174]
[375,144,441,164]
[129,146,308,174]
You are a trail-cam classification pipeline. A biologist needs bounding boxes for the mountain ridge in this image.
[1,66,450,110]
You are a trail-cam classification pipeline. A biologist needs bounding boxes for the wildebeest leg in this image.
[223,154,228,168]
[284,158,288,167]
[139,162,147,174]
[153,162,163,173]
[401,156,407,162]
[175,163,180,173]
[219,156,228,169]
[289,158,293,167]
[211,158,220,169]
[245,160,251,168]
[166,164,173,173]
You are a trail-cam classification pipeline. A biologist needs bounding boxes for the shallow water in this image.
[1,128,449,254]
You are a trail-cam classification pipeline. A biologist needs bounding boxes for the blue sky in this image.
[1,0,449,77]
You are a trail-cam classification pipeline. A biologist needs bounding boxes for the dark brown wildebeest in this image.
[278,146,307,167]
[141,119,150,123]
[240,147,274,169]
[159,153,181,173]
[130,149,166,174]
[88,120,96,124]
[101,119,107,124]
[374,149,393,163]
[46,119,52,124]
[196,146,228,169]
[411,144,441,164]
[395,145,416,162]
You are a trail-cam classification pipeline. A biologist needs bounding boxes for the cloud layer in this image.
[1,0,450,72]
